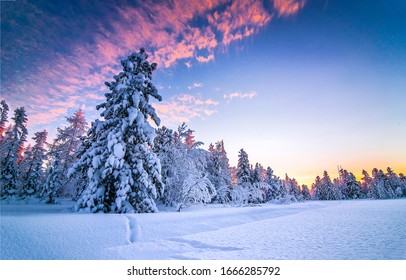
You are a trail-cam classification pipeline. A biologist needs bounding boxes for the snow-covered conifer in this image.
[301,185,311,200]
[284,174,302,201]
[154,124,215,210]
[312,171,342,200]
[207,140,232,203]
[208,143,215,154]
[398,173,406,197]
[185,129,195,150]
[311,176,322,199]
[49,110,88,197]
[20,130,48,197]
[42,154,63,204]
[0,100,9,140]
[368,168,397,199]
[70,49,163,213]
[385,167,402,198]
[247,163,266,203]
[360,169,371,198]
[335,169,361,199]
[252,163,263,184]
[232,149,252,203]
[369,168,388,199]
[264,167,281,201]
[0,107,28,198]
[236,149,251,185]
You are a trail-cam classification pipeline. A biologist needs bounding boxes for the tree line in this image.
[1,49,405,212]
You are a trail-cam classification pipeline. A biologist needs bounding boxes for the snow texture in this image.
[1,199,405,259]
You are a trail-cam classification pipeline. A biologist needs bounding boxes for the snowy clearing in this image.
[1,199,405,260]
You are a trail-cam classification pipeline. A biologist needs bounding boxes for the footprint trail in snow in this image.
[125,215,141,244]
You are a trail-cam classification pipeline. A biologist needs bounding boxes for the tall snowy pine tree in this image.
[69,49,163,213]
[42,153,63,204]
[369,168,394,199]
[335,169,361,199]
[301,185,311,200]
[264,167,281,201]
[0,107,28,198]
[20,130,48,197]
[360,169,372,197]
[231,149,252,204]
[49,109,88,197]
[0,100,9,141]
[314,171,342,200]
[207,140,231,203]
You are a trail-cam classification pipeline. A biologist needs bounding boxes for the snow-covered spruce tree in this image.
[360,169,372,198]
[284,174,303,202]
[207,140,232,203]
[71,121,99,199]
[154,124,215,211]
[251,163,262,183]
[236,149,251,185]
[0,107,28,198]
[369,168,387,199]
[20,130,48,198]
[42,153,63,204]
[0,100,10,141]
[335,169,361,199]
[264,167,281,201]
[301,185,311,200]
[49,109,88,197]
[70,49,163,213]
[185,128,195,150]
[250,163,266,203]
[369,168,395,199]
[0,125,13,158]
[153,125,182,206]
[0,100,10,163]
[398,173,406,197]
[311,176,322,199]
[385,167,402,198]
[274,174,299,204]
[231,149,251,204]
[153,126,176,190]
[312,171,342,200]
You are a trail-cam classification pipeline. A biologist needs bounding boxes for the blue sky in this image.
[1,0,405,185]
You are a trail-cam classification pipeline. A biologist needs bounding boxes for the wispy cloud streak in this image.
[154,94,219,125]
[273,0,307,17]
[224,91,258,101]
[188,83,204,90]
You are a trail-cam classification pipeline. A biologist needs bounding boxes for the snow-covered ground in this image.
[1,199,405,259]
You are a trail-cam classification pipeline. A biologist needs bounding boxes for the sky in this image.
[1,0,406,186]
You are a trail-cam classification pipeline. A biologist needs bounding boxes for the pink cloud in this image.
[208,0,272,46]
[185,61,192,68]
[110,0,271,68]
[273,0,307,17]
[86,93,105,101]
[196,54,215,63]
[29,107,68,125]
[154,93,219,125]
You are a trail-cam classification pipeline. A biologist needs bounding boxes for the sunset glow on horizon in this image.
[1,0,405,186]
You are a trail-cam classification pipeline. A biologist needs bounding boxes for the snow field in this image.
[1,199,405,260]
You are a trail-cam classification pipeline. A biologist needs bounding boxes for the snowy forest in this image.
[1,49,406,213]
